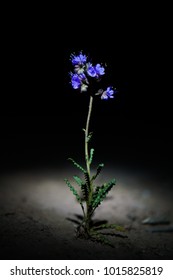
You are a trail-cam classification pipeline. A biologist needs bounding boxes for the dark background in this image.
[1,4,172,180]
[0,4,173,261]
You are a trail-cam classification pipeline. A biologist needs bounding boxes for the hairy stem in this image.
[85,96,93,177]
[85,96,93,232]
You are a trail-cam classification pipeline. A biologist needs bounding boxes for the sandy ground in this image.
[0,165,173,260]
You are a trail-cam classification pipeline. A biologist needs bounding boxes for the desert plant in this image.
[65,51,124,246]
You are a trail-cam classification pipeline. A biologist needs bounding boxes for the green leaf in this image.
[73,175,89,201]
[81,183,89,201]
[92,186,100,201]
[91,179,116,210]
[68,158,86,173]
[84,172,90,187]
[92,163,104,181]
[89,148,94,164]
[64,179,82,203]
[73,175,83,187]
[82,172,90,200]
[64,178,85,214]
[92,223,125,232]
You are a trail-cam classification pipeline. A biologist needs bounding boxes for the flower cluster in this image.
[70,51,116,99]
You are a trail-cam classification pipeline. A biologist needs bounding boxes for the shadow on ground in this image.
[0,165,173,260]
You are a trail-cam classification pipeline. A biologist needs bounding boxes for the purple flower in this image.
[87,63,105,78]
[79,73,87,80]
[71,52,87,65]
[71,73,81,89]
[101,87,115,100]
[70,73,88,91]
[95,64,105,76]
[69,53,115,95]
[86,63,97,77]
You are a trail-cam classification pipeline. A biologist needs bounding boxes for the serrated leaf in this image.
[91,179,116,210]
[84,172,90,188]
[64,179,85,215]
[91,186,101,204]
[89,148,94,164]
[73,175,89,201]
[81,183,89,201]
[92,163,104,181]
[64,179,82,202]
[92,223,125,232]
[68,158,86,173]
[73,175,83,187]
[81,172,90,201]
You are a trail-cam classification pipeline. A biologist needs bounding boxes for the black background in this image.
[0,4,173,261]
[1,4,172,179]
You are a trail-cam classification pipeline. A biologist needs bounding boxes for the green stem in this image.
[85,95,93,232]
[85,96,93,177]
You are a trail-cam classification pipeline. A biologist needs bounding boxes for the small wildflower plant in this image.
[65,51,124,246]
